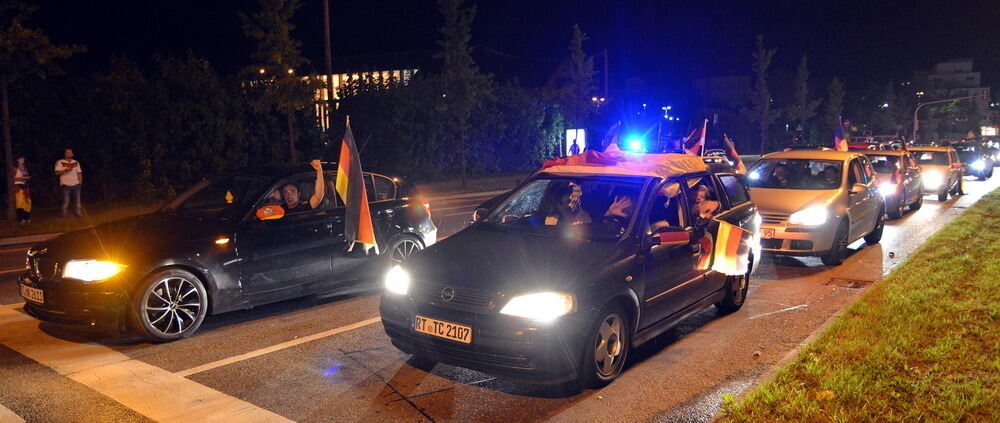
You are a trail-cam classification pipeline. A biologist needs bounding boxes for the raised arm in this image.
[309,160,325,209]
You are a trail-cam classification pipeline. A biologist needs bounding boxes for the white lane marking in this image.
[0,268,26,276]
[748,304,808,320]
[0,307,291,422]
[177,316,382,377]
[0,402,25,423]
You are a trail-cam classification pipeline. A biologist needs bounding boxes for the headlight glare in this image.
[878,182,898,196]
[971,160,985,170]
[923,171,943,189]
[384,266,410,295]
[62,260,126,282]
[788,206,829,226]
[500,292,575,322]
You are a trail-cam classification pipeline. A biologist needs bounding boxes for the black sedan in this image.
[954,144,995,180]
[19,163,436,341]
[381,159,759,387]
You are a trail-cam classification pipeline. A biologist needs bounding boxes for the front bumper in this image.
[759,222,838,256]
[379,294,588,384]
[17,273,128,330]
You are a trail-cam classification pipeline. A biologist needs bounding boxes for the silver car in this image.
[747,150,886,265]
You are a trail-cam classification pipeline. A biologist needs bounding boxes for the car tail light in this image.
[421,198,431,216]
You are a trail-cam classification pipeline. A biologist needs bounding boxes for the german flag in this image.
[336,121,378,253]
[711,221,752,276]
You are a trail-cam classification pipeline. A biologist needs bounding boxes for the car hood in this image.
[33,213,232,262]
[749,187,840,214]
[405,225,625,295]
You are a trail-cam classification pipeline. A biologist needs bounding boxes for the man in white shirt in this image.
[54,148,83,218]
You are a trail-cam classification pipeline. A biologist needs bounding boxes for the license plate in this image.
[20,285,44,304]
[414,315,472,344]
[761,228,775,239]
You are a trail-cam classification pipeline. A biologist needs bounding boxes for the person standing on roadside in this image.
[13,155,31,223]
[54,148,82,218]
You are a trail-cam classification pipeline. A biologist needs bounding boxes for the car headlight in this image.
[62,260,126,282]
[788,206,828,226]
[384,265,411,295]
[923,171,943,189]
[971,160,985,170]
[878,182,898,196]
[499,292,575,322]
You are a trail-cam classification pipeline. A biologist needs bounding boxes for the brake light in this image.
[422,198,431,216]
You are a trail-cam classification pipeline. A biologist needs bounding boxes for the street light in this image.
[912,93,987,143]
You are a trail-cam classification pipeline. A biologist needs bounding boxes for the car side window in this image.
[646,182,687,232]
[718,175,749,206]
[684,177,723,221]
[363,174,376,202]
[848,160,866,185]
[262,173,331,215]
[860,158,876,181]
[373,175,396,201]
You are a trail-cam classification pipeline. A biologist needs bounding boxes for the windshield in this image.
[162,176,267,216]
[483,177,644,240]
[748,159,843,189]
[866,154,900,174]
[914,151,949,165]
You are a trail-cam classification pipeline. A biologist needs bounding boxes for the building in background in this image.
[912,59,991,113]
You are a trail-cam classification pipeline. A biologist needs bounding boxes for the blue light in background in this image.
[627,138,645,153]
[323,363,344,377]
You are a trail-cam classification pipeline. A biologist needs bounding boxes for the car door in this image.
[326,172,395,285]
[236,173,335,303]
[639,179,706,328]
[846,159,878,240]
[903,153,922,203]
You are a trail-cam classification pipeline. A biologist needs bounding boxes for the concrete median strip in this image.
[0,306,291,422]
[0,403,25,423]
[176,316,382,377]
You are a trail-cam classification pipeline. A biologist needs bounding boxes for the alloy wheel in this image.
[594,313,624,377]
[142,277,202,337]
[389,239,422,264]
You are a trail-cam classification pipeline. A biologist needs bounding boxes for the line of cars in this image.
[14,141,990,388]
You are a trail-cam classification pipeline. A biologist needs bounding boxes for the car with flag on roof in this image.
[18,126,435,342]
[380,145,760,386]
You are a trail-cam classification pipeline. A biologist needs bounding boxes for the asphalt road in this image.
[0,177,997,423]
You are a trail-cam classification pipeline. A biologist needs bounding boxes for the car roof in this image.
[863,150,907,156]
[759,150,862,161]
[908,146,953,152]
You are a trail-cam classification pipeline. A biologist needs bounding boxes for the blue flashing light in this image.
[627,138,645,153]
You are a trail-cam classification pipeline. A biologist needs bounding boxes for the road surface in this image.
[0,177,996,422]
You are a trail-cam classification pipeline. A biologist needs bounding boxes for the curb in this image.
[707,305,851,423]
[0,233,61,247]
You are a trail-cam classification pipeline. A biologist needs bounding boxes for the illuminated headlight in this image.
[749,171,761,180]
[499,292,575,322]
[384,266,411,295]
[62,260,126,282]
[878,182,898,196]
[788,206,828,226]
[971,160,985,170]
[923,171,943,189]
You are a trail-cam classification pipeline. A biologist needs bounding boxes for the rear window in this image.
[867,154,900,174]
[914,151,949,165]
[718,175,749,206]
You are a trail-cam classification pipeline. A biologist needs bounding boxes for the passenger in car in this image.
[279,160,325,213]
[690,185,721,220]
[544,181,591,226]
[820,166,840,188]
[767,164,790,187]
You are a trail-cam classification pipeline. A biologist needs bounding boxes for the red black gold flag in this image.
[336,121,378,253]
[711,221,752,275]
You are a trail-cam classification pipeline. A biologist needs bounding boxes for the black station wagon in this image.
[380,153,760,387]
[20,164,436,341]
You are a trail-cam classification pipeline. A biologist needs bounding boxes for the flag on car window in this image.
[336,120,378,253]
[711,221,752,276]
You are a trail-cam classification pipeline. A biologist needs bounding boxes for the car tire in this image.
[887,198,904,220]
[578,305,631,389]
[938,190,948,202]
[820,220,849,266]
[863,206,885,245]
[129,268,208,342]
[716,257,752,314]
[386,234,424,265]
[909,191,923,211]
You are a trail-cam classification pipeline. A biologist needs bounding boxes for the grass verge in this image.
[722,188,1000,422]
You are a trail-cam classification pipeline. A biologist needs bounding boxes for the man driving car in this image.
[271,160,325,212]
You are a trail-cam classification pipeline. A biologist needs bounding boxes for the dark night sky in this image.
[28,0,1000,113]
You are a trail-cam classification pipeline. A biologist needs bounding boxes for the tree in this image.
[0,2,82,221]
[822,77,846,142]
[435,0,493,188]
[785,55,819,138]
[561,24,597,129]
[741,35,780,154]
[242,0,316,163]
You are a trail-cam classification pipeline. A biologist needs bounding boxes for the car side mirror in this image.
[850,183,867,194]
[642,234,661,248]
[255,204,286,221]
[473,207,489,222]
